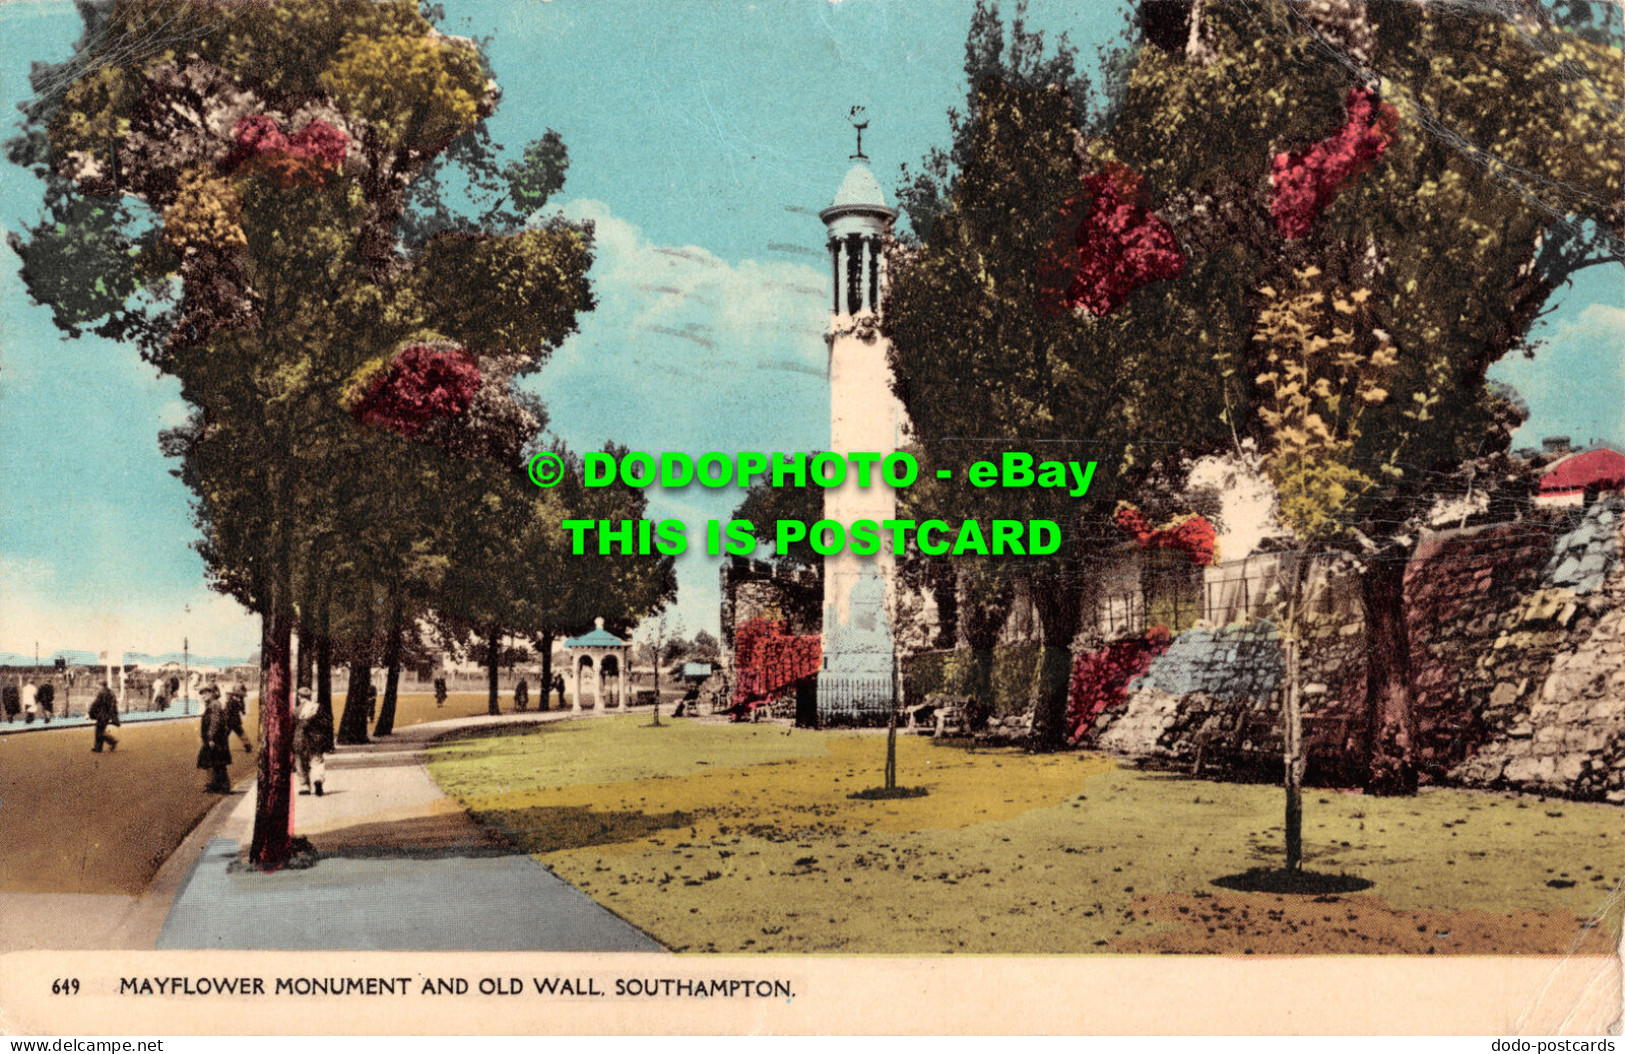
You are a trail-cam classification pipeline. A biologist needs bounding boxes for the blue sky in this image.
[0,0,1620,658]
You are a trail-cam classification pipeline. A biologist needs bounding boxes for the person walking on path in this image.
[434,675,447,708]
[552,672,566,710]
[21,681,39,724]
[514,677,529,712]
[292,686,327,797]
[152,677,169,711]
[197,685,232,793]
[37,682,56,722]
[2,684,18,723]
[366,680,378,723]
[89,682,120,752]
[225,680,253,753]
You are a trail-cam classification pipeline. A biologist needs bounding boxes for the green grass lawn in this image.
[427,716,1624,955]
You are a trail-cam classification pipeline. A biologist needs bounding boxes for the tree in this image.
[12,0,598,867]
[690,629,721,664]
[1100,0,1621,793]
[886,74,1238,751]
[893,0,1620,786]
[895,0,1103,244]
[640,612,682,727]
[730,465,825,575]
[519,442,678,717]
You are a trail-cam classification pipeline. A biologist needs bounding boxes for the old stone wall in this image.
[1092,621,1283,774]
[944,500,1624,798]
[1404,520,1561,783]
[1452,499,1625,800]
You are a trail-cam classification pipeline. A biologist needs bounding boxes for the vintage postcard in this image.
[1,0,1622,1037]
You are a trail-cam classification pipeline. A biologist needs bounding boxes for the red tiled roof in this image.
[1539,448,1625,495]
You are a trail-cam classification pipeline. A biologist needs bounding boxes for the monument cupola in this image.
[821,109,896,318]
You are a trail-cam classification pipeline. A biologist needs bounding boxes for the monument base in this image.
[815,670,894,727]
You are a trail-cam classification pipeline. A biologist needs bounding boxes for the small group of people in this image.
[4,680,58,724]
[150,675,183,711]
[196,680,253,793]
[429,672,567,712]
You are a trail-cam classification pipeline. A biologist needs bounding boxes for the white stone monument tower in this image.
[815,111,909,723]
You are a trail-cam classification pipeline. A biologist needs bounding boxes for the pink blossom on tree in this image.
[233,113,289,156]
[230,115,350,186]
[349,341,482,438]
[1270,87,1398,239]
[1061,164,1186,316]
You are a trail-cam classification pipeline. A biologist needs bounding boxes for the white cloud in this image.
[531,200,834,635]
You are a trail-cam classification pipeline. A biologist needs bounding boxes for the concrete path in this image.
[155,711,666,952]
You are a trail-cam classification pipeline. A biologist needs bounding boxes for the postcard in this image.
[1,0,1622,1037]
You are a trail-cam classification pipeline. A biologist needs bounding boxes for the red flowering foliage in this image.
[1270,87,1398,239]
[732,618,821,717]
[1114,503,1218,566]
[231,114,351,187]
[348,342,481,439]
[1048,163,1186,316]
[1065,626,1173,742]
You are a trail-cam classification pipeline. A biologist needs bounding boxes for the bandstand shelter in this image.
[564,617,630,712]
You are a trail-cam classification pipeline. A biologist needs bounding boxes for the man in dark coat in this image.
[552,672,566,710]
[514,678,529,712]
[88,682,120,753]
[197,685,232,793]
[433,675,447,708]
[225,681,253,753]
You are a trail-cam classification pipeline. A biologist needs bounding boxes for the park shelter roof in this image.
[565,618,627,648]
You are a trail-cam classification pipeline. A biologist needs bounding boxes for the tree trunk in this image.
[884,708,898,790]
[958,573,1013,729]
[249,608,294,869]
[1284,631,1304,871]
[884,648,900,789]
[338,658,372,745]
[926,558,959,651]
[296,604,314,690]
[650,651,662,726]
[1282,549,1312,873]
[1360,554,1417,795]
[374,593,404,737]
[315,596,334,740]
[486,624,501,716]
[537,630,554,711]
[1028,574,1083,752]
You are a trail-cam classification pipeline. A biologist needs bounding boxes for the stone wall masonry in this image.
[1452,504,1625,801]
[1544,496,1621,594]
[1404,520,1561,782]
[970,501,1623,800]
[1088,612,1366,783]
[1093,622,1282,774]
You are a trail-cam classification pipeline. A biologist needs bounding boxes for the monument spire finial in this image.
[848,105,869,161]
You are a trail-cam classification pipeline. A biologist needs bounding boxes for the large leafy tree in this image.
[886,74,1240,751]
[1103,0,1621,792]
[889,0,1621,784]
[11,0,597,867]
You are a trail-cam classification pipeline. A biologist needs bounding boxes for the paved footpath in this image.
[155,710,665,952]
